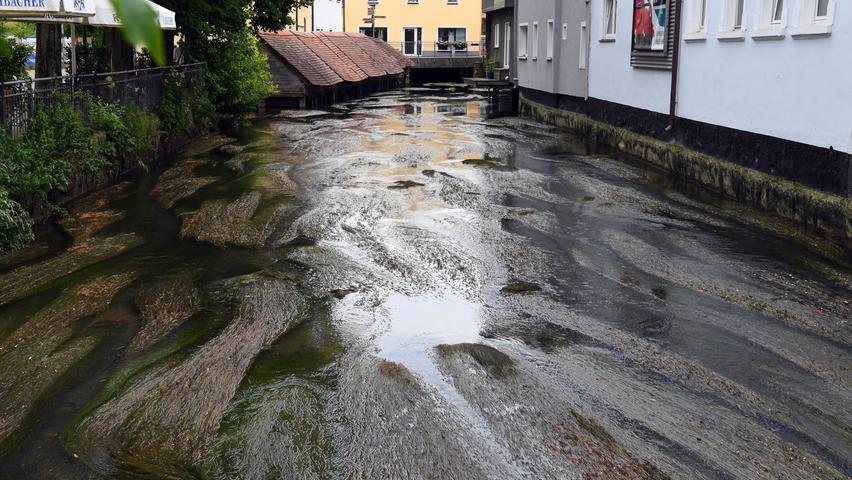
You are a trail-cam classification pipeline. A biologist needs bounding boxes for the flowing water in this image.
[0,88,850,479]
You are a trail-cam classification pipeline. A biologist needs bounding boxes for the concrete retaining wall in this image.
[520,96,852,251]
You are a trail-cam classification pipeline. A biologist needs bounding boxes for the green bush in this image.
[158,71,193,135]
[158,70,213,136]
[15,95,101,197]
[0,37,33,82]
[0,93,161,251]
[203,29,275,117]
[0,188,33,253]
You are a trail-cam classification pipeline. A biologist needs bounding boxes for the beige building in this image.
[344,0,483,57]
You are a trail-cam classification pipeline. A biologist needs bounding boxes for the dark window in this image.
[359,27,388,41]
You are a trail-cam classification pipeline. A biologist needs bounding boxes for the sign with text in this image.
[632,0,669,52]
[0,0,61,15]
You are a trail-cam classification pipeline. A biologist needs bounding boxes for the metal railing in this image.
[389,42,483,58]
[0,63,204,137]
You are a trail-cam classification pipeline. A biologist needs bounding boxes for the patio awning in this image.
[88,0,176,30]
[0,0,95,18]
[2,0,175,30]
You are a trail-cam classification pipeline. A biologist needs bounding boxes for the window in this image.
[792,0,834,36]
[532,22,539,59]
[772,0,784,23]
[546,20,554,60]
[437,27,467,51]
[447,0,459,4]
[718,0,746,36]
[684,0,708,40]
[504,22,511,66]
[734,0,745,29]
[359,27,388,41]
[518,23,528,59]
[816,0,829,18]
[493,22,500,48]
[603,0,617,39]
[753,0,788,37]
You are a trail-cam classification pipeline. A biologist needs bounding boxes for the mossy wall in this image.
[520,97,852,251]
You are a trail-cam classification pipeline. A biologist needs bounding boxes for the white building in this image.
[291,0,344,32]
[516,0,852,195]
[589,0,850,154]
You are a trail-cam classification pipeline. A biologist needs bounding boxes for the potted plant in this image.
[453,41,468,50]
[484,57,498,79]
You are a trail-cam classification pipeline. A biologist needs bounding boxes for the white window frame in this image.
[718,0,747,40]
[493,22,500,48]
[518,22,529,59]
[504,22,511,66]
[602,0,617,40]
[792,0,836,37]
[752,0,787,39]
[546,19,554,60]
[531,21,539,60]
[684,0,708,41]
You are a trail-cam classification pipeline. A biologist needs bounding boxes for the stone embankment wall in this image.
[520,97,852,251]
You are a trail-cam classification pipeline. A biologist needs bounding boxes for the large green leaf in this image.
[110,0,165,65]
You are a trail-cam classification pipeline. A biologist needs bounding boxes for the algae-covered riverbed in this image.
[0,89,850,479]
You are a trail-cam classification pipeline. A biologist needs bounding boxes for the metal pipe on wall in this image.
[667,0,683,130]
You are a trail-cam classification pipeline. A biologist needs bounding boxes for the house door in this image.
[403,27,421,55]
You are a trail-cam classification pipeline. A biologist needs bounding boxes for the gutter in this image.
[667,0,683,131]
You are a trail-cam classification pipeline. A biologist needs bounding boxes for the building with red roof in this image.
[259,30,412,108]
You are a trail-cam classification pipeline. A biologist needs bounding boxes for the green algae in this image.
[435,343,516,378]
[500,282,542,294]
[388,180,425,190]
[462,158,499,169]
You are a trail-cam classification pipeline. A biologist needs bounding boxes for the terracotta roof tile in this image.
[311,34,369,82]
[259,30,410,87]
[259,31,342,87]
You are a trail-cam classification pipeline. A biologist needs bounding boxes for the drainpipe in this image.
[342,0,346,31]
[312,0,316,32]
[667,0,683,131]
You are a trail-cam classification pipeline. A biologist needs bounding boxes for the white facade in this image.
[586,0,851,154]
[313,0,343,31]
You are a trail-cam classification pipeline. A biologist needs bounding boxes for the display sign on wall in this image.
[632,0,669,52]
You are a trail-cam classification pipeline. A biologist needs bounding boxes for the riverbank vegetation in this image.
[0,1,306,252]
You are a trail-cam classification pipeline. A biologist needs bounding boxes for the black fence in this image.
[0,62,204,137]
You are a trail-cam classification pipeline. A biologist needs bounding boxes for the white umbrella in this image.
[0,0,95,18]
[2,1,97,76]
[88,0,175,30]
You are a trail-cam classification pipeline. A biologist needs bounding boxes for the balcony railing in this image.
[0,63,204,138]
[389,42,482,58]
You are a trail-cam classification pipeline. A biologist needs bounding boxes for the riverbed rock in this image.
[151,158,217,209]
[338,354,517,479]
[179,192,292,248]
[0,233,144,306]
[203,377,333,480]
[434,342,672,480]
[127,273,202,356]
[179,134,237,159]
[0,273,135,443]
[74,274,309,478]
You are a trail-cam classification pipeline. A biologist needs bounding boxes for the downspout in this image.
[667,0,683,131]
[342,0,346,31]
[312,0,316,32]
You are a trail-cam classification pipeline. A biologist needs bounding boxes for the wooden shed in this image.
[259,31,412,109]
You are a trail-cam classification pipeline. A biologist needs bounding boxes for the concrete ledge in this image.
[520,97,852,251]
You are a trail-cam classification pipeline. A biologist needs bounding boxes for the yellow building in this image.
[344,0,483,57]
